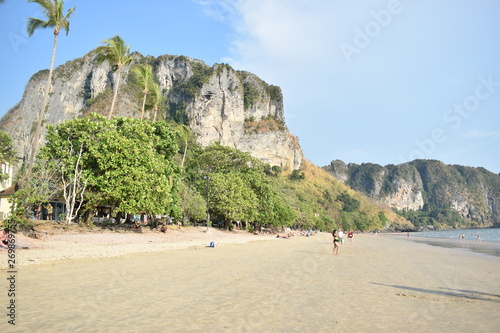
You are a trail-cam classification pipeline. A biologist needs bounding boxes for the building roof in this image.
[0,184,17,198]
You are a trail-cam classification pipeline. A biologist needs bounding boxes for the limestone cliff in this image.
[324,160,500,228]
[0,50,302,171]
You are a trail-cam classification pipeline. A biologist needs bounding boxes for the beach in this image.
[1,229,499,332]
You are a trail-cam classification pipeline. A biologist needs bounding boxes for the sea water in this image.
[407,228,500,257]
[412,228,500,243]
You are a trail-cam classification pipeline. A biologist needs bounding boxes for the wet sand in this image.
[2,233,499,332]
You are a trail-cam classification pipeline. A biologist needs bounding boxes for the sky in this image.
[1,0,499,174]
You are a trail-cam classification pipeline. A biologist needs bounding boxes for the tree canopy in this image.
[185,143,294,227]
[40,113,180,216]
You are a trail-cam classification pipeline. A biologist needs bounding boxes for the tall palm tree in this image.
[177,124,191,168]
[26,0,76,176]
[95,35,133,119]
[148,81,163,122]
[131,64,153,120]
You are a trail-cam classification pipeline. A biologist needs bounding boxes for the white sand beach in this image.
[1,229,499,332]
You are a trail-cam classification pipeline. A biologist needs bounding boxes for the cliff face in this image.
[324,160,500,227]
[0,50,302,171]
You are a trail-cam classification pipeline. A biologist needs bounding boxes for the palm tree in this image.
[148,81,163,122]
[95,35,133,119]
[131,64,153,120]
[26,0,76,176]
[177,124,192,168]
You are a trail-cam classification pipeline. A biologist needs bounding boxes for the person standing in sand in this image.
[332,229,340,255]
[348,230,353,244]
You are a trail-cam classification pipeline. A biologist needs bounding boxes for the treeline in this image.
[2,114,408,232]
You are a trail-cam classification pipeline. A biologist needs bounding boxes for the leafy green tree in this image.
[38,137,88,224]
[26,0,76,175]
[131,64,154,120]
[289,169,305,180]
[6,157,59,230]
[247,173,294,227]
[208,172,258,228]
[185,143,294,229]
[186,142,265,177]
[337,192,360,212]
[96,35,133,119]
[0,131,16,181]
[177,181,206,224]
[41,113,180,218]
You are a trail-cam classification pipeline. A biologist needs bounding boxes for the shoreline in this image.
[384,232,500,258]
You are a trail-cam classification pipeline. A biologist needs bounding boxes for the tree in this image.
[337,192,360,212]
[186,143,265,176]
[96,35,133,120]
[177,124,191,168]
[248,174,295,227]
[38,131,88,224]
[208,172,258,228]
[40,114,180,217]
[0,131,16,181]
[177,181,206,224]
[26,0,76,176]
[185,143,294,229]
[148,81,163,122]
[131,64,154,120]
[289,169,305,180]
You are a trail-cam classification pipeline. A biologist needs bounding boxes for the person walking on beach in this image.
[332,229,340,255]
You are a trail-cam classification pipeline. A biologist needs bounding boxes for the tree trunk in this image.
[181,142,188,167]
[28,32,59,176]
[107,66,122,120]
[140,92,147,120]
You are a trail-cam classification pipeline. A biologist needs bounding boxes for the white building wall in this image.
[0,163,14,220]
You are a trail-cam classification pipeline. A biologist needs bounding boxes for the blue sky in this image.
[1,0,499,174]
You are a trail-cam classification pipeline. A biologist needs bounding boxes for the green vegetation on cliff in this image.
[324,159,500,229]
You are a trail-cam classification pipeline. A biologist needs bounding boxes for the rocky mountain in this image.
[0,50,303,171]
[324,160,500,228]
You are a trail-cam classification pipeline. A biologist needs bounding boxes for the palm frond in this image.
[28,0,53,13]
[96,35,133,69]
[27,18,49,36]
[27,0,75,36]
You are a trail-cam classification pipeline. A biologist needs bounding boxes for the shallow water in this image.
[411,228,500,243]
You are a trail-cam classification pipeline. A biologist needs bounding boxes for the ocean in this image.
[404,228,500,257]
[412,228,500,243]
